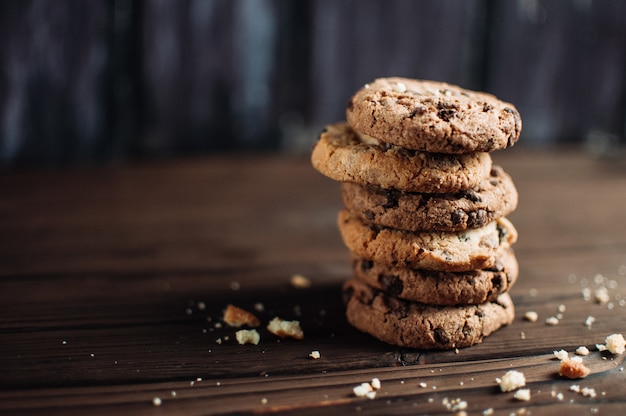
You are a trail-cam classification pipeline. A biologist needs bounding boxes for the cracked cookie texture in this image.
[343,278,515,350]
[346,77,522,154]
[311,122,491,193]
[337,210,518,272]
[341,165,518,232]
[351,248,518,306]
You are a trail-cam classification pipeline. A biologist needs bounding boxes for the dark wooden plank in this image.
[1,149,626,414]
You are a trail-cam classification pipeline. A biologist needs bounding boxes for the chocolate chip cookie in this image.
[311,122,492,193]
[341,165,518,232]
[343,278,515,350]
[351,248,518,306]
[346,77,522,154]
[337,210,518,272]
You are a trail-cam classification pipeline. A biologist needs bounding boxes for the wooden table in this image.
[1,147,625,415]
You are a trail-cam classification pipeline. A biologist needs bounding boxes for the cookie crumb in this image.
[545,316,559,326]
[596,333,626,354]
[559,358,591,379]
[152,397,162,406]
[575,346,590,356]
[290,274,311,288]
[223,304,260,328]
[235,329,260,345]
[483,408,494,416]
[419,382,428,388]
[524,311,538,322]
[353,382,373,398]
[371,378,381,390]
[267,317,304,340]
[309,350,321,359]
[584,315,595,329]
[514,389,531,401]
[595,287,610,304]
[553,349,569,361]
[498,370,526,392]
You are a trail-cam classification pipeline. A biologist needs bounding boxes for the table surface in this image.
[1,147,626,415]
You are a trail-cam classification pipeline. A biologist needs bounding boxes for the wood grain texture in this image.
[1,147,626,414]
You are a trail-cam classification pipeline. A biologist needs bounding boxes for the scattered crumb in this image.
[152,397,162,406]
[596,333,626,354]
[235,329,261,345]
[254,302,265,312]
[371,378,381,390]
[559,358,591,379]
[261,398,268,404]
[584,316,596,329]
[442,397,467,412]
[197,301,206,311]
[498,370,526,392]
[419,382,428,388]
[524,311,538,322]
[483,408,494,416]
[581,387,597,398]
[353,382,373,398]
[545,316,559,326]
[229,281,241,291]
[290,274,312,288]
[309,350,321,359]
[365,391,376,399]
[556,392,564,401]
[267,317,304,340]
[223,304,260,328]
[514,389,531,401]
[215,338,222,344]
[553,349,569,361]
[557,304,566,313]
[569,384,580,393]
[170,391,176,397]
[595,287,610,304]
[575,346,590,356]
[520,331,526,340]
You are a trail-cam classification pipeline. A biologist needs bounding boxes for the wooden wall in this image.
[1,0,625,166]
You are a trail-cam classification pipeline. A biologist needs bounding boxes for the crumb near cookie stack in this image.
[311,77,522,350]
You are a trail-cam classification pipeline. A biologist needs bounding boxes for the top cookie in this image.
[346,77,522,154]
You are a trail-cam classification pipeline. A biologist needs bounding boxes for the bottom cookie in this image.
[343,278,515,350]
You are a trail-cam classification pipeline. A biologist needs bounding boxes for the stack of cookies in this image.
[311,77,522,350]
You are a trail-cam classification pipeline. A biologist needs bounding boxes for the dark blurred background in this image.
[1,0,625,166]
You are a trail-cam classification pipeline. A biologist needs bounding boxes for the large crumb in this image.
[235,329,260,345]
[513,389,531,401]
[223,304,260,328]
[498,370,526,392]
[524,311,538,322]
[596,333,626,354]
[267,317,304,340]
[559,358,591,379]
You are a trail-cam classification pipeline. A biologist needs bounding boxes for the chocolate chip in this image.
[483,103,493,112]
[433,328,451,345]
[467,209,488,228]
[347,99,354,112]
[437,108,457,122]
[364,210,375,221]
[379,274,403,297]
[382,188,401,208]
[360,259,374,272]
[455,189,482,203]
[451,209,466,225]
